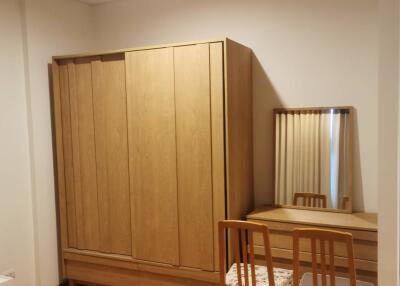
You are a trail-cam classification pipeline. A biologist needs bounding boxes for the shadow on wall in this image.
[252,54,283,207]
[48,63,64,281]
[352,109,364,212]
[251,55,364,211]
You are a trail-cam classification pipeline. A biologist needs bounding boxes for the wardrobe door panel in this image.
[174,44,214,271]
[92,54,132,255]
[59,61,77,248]
[126,48,179,265]
[68,58,100,251]
[67,60,86,249]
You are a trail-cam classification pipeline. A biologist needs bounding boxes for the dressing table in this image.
[246,206,377,284]
[249,107,377,284]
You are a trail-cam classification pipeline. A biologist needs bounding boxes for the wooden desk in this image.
[247,207,378,285]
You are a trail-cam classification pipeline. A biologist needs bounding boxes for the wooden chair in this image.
[218,220,292,286]
[293,193,327,208]
[341,196,350,210]
[292,228,373,286]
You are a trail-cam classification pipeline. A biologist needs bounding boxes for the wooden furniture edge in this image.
[247,219,377,235]
[63,249,219,283]
[274,106,354,113]
[274,204,353,214]
[51,60,68,279]
[53,38,228,60]
[272,106,355,214]
[252,246,377,273]
[248,219,377,243]
[246,208,377,232]
[224,38,254,220]
[65,260,218,286]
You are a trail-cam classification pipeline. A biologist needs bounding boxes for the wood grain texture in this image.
[247,207,378,232]
[125,48,179,264]
[65,260,217,286]
[210,42,226,271]
[218,221,276,286]
[247,207,377,275]
[67,61,85,249]
[224,39,253,266]
[293,192,327,208]
[64,249,219,283]
[292,229,357,286]
[225,39,253,221]
[252,230,377,261]
[53,38,226,60]
[174,43,214,271]
[51,60,68,277]
[91,54,132,255]
[52,38,254,285]
[59,61,77,248]
[70,58,100,251]
[249,219,377,242]
[255,246,377,273]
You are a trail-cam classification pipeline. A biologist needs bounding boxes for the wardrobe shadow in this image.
[47,63,65,282]
[352,109,364,212]
[252,53,283,207]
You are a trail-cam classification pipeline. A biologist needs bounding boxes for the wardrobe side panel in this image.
[225,39,254,221]
[53,61,70,276]
[125,48,179,264]
[210,42,226,271]
[174,43,214,271]
[92,54,132,255]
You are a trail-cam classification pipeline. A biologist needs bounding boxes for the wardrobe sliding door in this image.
[57,55,131,255]
[174,43,224,271]
[125,48,180,265]
[59,59,96,250]
[91,54,131,255]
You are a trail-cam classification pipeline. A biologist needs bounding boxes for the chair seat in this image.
[226,263,293,286]
[300,272,374,286]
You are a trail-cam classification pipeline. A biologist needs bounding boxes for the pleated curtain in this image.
[275,110,348,209]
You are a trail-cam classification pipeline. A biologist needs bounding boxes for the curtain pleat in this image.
[320,113,331,206]
[275,110,348,209]
[286,113,294,204]
[275,114,280,204]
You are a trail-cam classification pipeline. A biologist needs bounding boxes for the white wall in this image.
[0,0,95,285]
[0,1,36,285]
[92,0,379,212]
[22,0,94,284]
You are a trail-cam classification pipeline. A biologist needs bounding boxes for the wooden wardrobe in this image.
[51,38,253,286]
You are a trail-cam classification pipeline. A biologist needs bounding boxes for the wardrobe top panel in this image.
[52,38,229,60]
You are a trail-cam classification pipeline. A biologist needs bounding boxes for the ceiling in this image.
[78,0,115,5]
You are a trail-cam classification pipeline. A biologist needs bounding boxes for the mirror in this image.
[274,107,353,212]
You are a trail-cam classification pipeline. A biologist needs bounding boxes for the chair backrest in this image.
[341,196,350,210]
[293,192,327,208]
[218,220,275,286]
[292,228,356,286]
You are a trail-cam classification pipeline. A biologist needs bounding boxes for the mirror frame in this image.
[272,106,354,213]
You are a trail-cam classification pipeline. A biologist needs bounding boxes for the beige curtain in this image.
[275,110,348,208]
